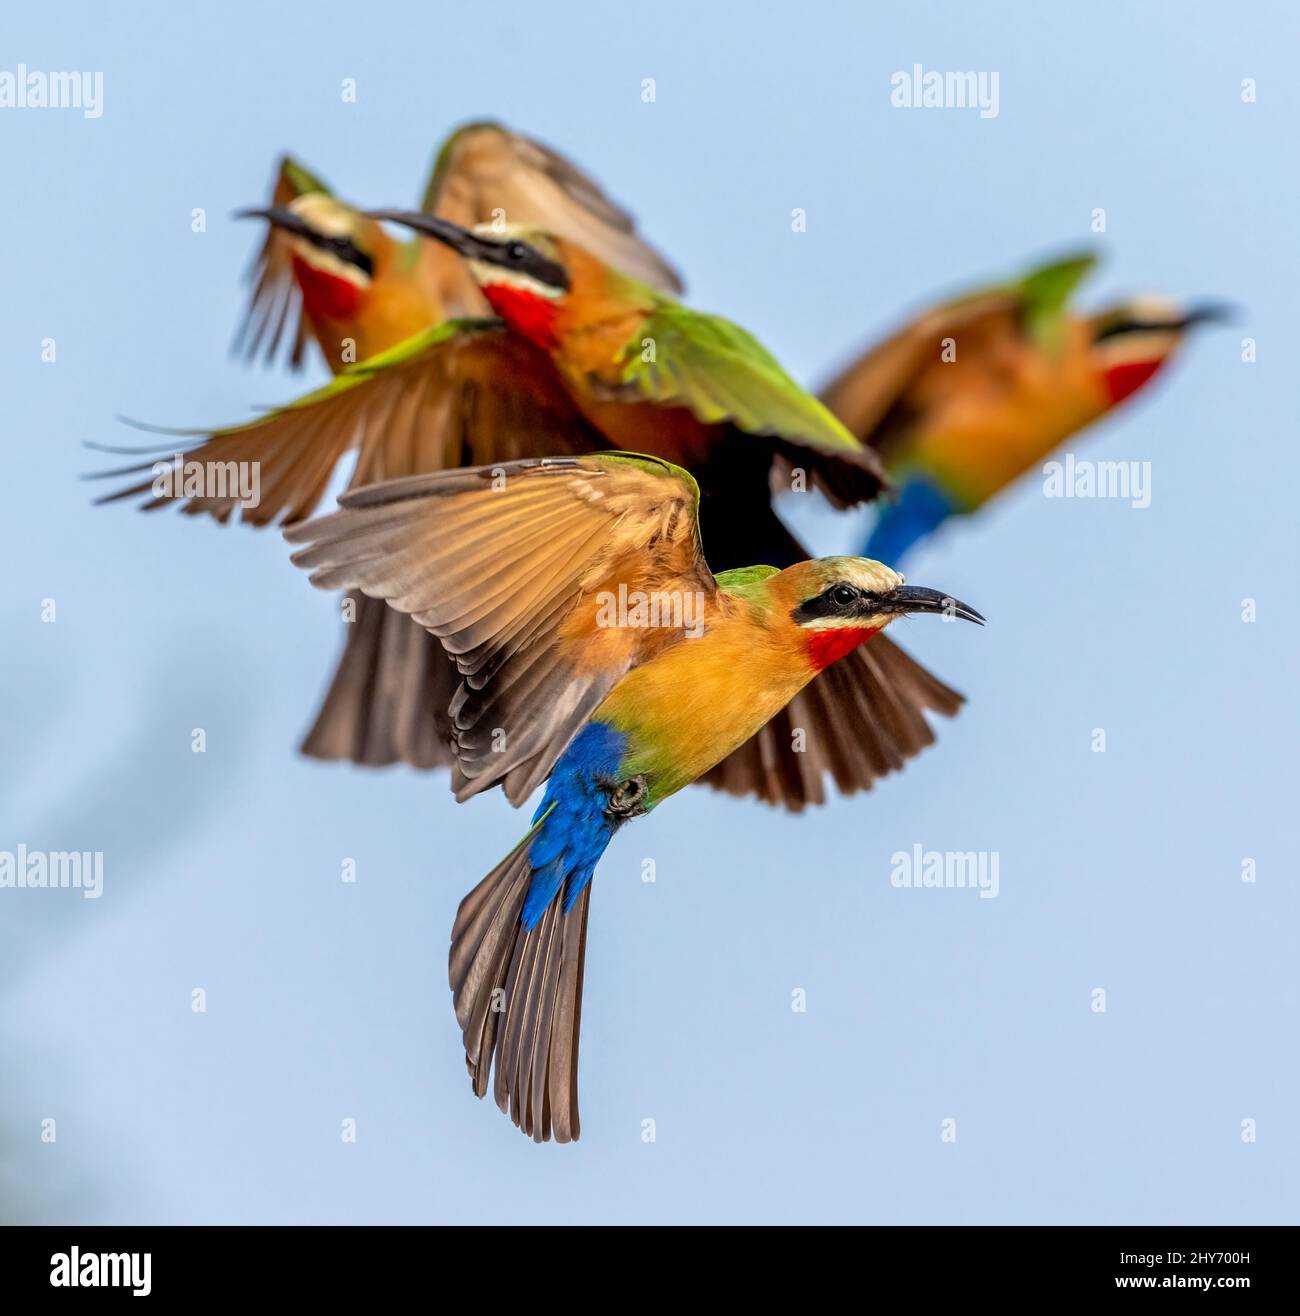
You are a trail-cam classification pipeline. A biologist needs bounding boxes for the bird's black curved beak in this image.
[366,210,489,260]
[877,585,985,625]
[1180,300,1238,329]
[233,205,318,240]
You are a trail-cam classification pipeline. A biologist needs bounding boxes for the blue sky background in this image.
[2,0,1296,1224]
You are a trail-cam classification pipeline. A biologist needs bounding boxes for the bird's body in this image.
[880,317,1105,510]
[287,454,984,1140]
[819,253,1227,563]
[587,572,802,802]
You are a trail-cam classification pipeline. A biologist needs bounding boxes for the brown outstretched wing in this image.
[94,320,607,771]
[420,121,683,316]
[287,454,714,804]
[93,319,600,526]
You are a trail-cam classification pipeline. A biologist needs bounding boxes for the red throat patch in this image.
[1103,358,1164,406]
[805,625,878,672]
[482,282,561,350]
[292,255,363,322]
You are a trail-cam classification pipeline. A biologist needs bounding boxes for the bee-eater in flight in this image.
[286,454,985,1141]
[819,252,1231,564]
[100,214,967,812]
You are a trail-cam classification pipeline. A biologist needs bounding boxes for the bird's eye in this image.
[831,584,858,607]
[506,242,528,263]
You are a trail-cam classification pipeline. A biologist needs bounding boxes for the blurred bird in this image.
[286,453,985,1141]
[232,121,683,374]
[819,252,1231,564]
[100,214,967,811]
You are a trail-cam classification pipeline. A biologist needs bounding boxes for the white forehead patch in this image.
[1125,292,1182,320]
[831,556,904,594]
[470,220,529,241]
[291,193,357,239]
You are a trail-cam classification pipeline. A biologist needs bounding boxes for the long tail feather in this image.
[449,828,591,1143]
[300,591,457,768]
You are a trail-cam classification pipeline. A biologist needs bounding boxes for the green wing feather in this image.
[1015,250,1099,348]
[272,316,500,409]
[587,450,702,505]
[279,154,332,199]
[611,302,871,462]
[226,318,502,428]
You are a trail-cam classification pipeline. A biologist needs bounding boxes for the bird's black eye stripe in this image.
[303,230,374,279]
[1094,316,1170,342]
[791,582,876,624]
[483,238,571,292]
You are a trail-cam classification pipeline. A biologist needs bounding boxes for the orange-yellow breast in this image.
[595,581,819,800]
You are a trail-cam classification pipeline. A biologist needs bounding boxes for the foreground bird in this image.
[100,214,966,811]
[286,454,984,1141]
[819,252,1229,564]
